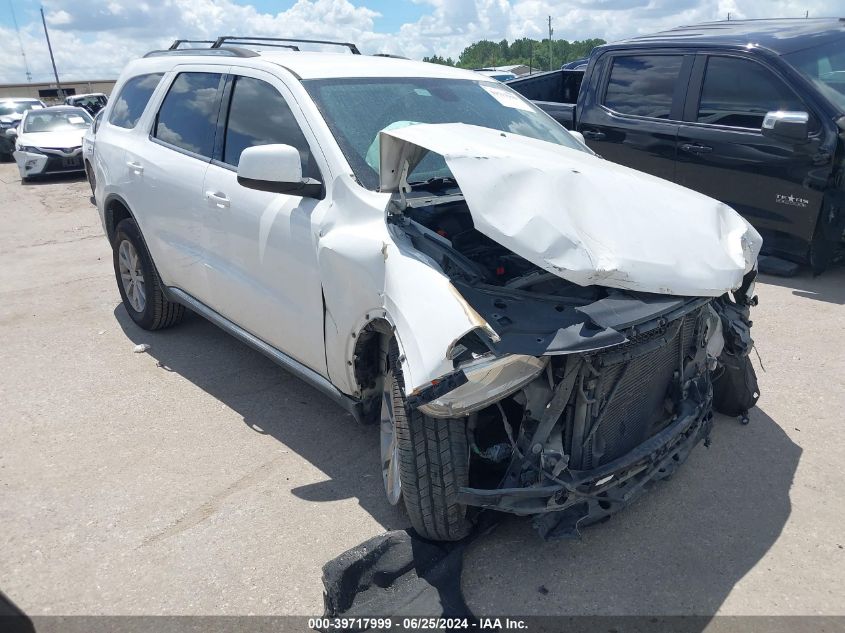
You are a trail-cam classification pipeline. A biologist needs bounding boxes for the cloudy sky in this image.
[1,0,843,83]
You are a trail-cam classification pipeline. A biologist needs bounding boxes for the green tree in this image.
[422,54,455,66]
[448,36,605,72]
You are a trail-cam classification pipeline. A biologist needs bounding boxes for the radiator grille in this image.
[580,308,702,470]
[44,154,83,172]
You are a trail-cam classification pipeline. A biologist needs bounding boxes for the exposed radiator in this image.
[577,307,703,470]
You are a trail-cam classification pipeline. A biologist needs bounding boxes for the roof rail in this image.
[168,39,216,50]
[211,36,361,55]
[215,41,301,51]
[143,47,258,58]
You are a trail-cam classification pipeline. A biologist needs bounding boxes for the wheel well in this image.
[105,197,133,244]
[352,318,393,424]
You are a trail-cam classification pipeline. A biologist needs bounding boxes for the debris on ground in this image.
[133,343,151,353]
[321,515,500,629]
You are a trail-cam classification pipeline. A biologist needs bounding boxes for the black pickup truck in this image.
[508,18,845,271]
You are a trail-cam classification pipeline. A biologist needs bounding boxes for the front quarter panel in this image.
[318,175,492,396]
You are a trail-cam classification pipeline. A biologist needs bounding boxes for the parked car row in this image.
[1,93,107,174]
[3,105,93,181]
[0,98,46,160]
[80,35,761,542]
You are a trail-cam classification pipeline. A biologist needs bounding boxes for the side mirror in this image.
[5,128,17,138]
[237,144,324,199]
[762,111,809,143]
[569,131,586,145]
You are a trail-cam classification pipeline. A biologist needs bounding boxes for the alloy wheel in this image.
[118,239,146,313]
[380,372,402,505]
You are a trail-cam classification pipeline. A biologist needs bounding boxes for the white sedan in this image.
[8,106,92,181]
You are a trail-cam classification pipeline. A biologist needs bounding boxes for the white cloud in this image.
[1,0,844,83]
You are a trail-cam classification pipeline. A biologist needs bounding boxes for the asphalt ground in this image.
[0,161,843,620]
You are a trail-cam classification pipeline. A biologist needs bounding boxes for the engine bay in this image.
[395,196,607,304]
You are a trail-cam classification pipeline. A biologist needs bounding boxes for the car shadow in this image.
[112,305,404,530]
[20,172,86,186]
[0,590,34,633]
[461,406,800,620]
[113,304,800,621]
[758,260,845,305]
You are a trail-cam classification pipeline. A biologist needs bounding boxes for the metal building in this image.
[0,79,116,103]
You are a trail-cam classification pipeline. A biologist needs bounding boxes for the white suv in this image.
[92,38,762,541]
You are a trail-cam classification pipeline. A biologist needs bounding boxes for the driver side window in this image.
[697,57,811,130]
[222,75,319,180]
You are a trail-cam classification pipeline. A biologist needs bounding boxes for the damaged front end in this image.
[379,123,761,538]
[390,197,757,537]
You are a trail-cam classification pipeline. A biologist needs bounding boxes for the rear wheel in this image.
[85,162,96,196]
[381,343,472,541]
[112,218,184,330]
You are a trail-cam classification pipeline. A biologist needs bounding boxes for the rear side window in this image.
[222,75,319,178]
[109,73,163,129]
[604,55,683,119]
[153,72,223,158]
[697,57,806,129]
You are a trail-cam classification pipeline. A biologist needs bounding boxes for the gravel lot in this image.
[1,160,843,618]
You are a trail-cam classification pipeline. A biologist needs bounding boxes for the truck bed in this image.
[507,69,583,129]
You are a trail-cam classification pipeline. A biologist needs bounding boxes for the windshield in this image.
[304,77,583,191]
[785,38,845,111]
[0,102,41,117]
[23,109,92,133]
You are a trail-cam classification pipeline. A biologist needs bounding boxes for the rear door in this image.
[200,69,330,375]
[577,52,693,182]
[95,72,165,217]
[125,67,226,303]
[675,54,829,251]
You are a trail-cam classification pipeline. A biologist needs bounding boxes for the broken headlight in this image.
[417,354,548,418]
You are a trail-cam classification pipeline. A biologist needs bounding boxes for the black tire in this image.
[808,229,836,275]
[85,162,96,196]
[389,346,472,541]
[112,218,184,331]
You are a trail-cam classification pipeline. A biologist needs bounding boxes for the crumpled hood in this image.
[17,129,86,150]
[379,123,761,297]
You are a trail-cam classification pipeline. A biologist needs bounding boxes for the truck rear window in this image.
[604,55,682,119]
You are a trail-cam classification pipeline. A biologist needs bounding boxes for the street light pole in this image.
[40,6,64,100]
[547,15,553,71]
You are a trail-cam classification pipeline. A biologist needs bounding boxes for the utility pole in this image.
[40,6,64,99]
[547,15,553,71]
[529,40,533,75]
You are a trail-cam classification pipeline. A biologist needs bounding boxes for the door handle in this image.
[582,130,606,141]
[205,191,230,209]
[126,161,143,175]
[680,143,713,154]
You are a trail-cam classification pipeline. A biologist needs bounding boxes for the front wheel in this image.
[381,345,472,541]
[112,218,184,330]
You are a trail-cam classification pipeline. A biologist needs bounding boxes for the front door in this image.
[200,70,330,375]
[675,54,830,254]
[577,53,692,182]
